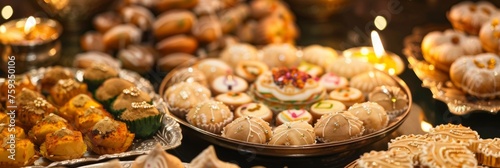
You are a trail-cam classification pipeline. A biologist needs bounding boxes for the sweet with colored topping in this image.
[211,75,249,95]
[235,60,269,82]
[222,116,272,144]
[319,73,348,92]
[309,100,346,122]
[269,121,315,146]
[215,92,253,110]
[328,87,365,107]
[314,111,364,142]
[271,67,311,89]
[234,103,273,123]
[275,109,313,126]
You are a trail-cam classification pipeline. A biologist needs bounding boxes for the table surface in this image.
[5,0,500,167]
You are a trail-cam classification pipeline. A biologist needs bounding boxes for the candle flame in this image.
[420,121,433,133]
[24,16,36,34]
[371,31,386,59]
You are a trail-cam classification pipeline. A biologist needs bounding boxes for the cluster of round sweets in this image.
[77,0,298,74]
[422,1,500,98]
[356,124,500,168]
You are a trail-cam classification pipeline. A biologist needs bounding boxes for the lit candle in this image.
[342,31,405,75]
[0,16,62,73]
[0,16,60,45]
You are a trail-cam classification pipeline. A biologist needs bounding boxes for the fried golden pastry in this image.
[85,117,135,155]
[0,138,37,167]
[75,106,113,134]
[0,124,25,139]
[49,79,89,106]
[59,94,103,122]
[15,88,43,106]
[0,75,36,103]
[28,113,72,146]
[40,128,87,161]
[18,97,56,130]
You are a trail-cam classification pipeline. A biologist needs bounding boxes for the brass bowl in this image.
[159,59,413,157]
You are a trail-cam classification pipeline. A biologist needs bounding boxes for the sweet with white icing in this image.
[418,142,478,168]
[448,1,497,35]
[313,112,364,142]
[186,100,234,134]
[357,150,414,168]
[221,116,273,144]
[347,102,389,133]
[449,53,500,98]
[421,29,482,72]
[328,87,364,107]
[429,123,480,144]
[269,121,315,146]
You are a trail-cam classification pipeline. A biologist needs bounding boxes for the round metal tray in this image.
[158,58,412,157]
[403,25,500,115]
[16,67,183,167]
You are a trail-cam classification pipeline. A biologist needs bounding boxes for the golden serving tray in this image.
[403,26,500,115]
[159,58,412,157]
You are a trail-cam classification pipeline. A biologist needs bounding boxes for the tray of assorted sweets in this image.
[345,123,497,168]
[158,43,412,157]
[403,1,500,115]
[0,65,182,167]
